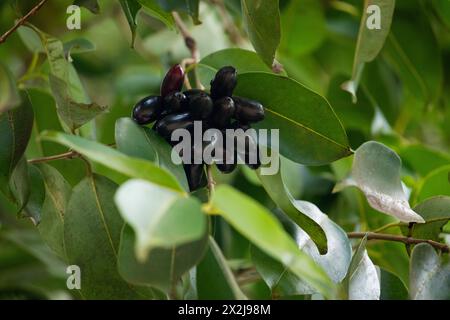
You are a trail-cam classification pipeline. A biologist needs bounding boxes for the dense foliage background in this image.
[0,0,449,300]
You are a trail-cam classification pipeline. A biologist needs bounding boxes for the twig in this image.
[28,150,81,164]
[347,232,449,253]
[209,0,244,45]
[0,0,49,44]
[172,11,204,90]
[28,143,116,164]
[206,165,216,199]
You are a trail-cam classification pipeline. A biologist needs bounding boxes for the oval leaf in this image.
[211,185,336,298]
[114,179,205,261]
[234,72,351,165]
[241,0,281,68]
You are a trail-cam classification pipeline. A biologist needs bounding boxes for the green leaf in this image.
[30,25,107,131]
[327,74,375,137]
[342,236,380,300]
[280,0,326,56]
[22,164,46,224]
[115,118,189,191]
[138,0,175,28]
[63,38,96,58]
[241,0,281,68]
[197,237,247,300]
[114,179,206,261]
[0,92,34,197]
[64,174,153,299]
[256,167,328,254]
[119,0,142,47]
[338,141,424,223]
[36,164,71,259]
[383,7,442,106]
[400,144,450,177]
[74,0,100,14]
[200,49,272,74]
[211,185,336,298]
[409,196,450,243]
[252,200,351,297]
[0,63,21,113]
[410,243,450,300]
[27,89,85,186]
[8,157,31,216]
[40,131,184,192]
[414,165,450,204]
[17,26,44,53]
[156,0,200,24]
[379,268,408,300]
[118,224,208,293]
[234,72,351,165]
[342,0,395,101]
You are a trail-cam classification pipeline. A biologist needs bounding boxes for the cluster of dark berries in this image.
[131,64,265,191]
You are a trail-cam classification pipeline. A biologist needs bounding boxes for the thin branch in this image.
[171,11,204,90]
[28,143,116,164]
[347,232,449,253]
[28,150,81,164]
[0,0,49,44]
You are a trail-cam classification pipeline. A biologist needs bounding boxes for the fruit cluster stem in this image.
[0,0,49,44]
[172,11,204,90]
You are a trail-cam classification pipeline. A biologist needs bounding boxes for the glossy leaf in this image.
[241,0,281,68]
[22,164,46,224]
[64,174,153,299]
[342,236,380,300]
[410,243,450,300]
[197,237,247,300]
[342,0,395,101]
[234,72,351,165]
[338,141,424,223]
[0,63,20,112]
[156,0,200,24]
[211,185,336,298]
[257,167,328,254]
[0,93,34,197]
[114,179,205,261]
[40,131,184,192]
[118,224,208,293]
[115,118,188,191]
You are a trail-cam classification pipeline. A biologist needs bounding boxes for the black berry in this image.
[210,66,237,99]
[163,92,187,114]
[132,95,163,125]
[233,96,265,123]
[184,163,205,191]
[211,97,235,128]
[154,112,194,141]
[215,147,237,174]
[161,64,185,97]
[188,92,214,120]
